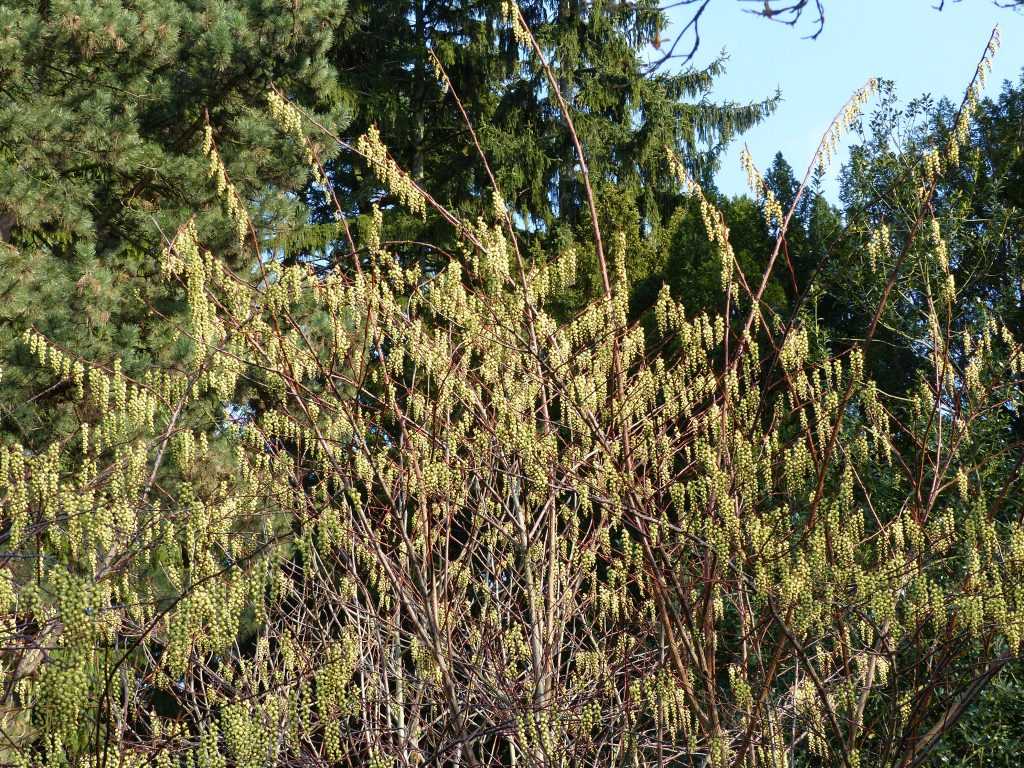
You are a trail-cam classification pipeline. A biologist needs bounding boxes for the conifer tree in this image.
[0,0,350,447]
[321,0,776,306]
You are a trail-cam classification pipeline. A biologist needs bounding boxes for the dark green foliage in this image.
[323,0,776,297]
[0,0,351,447]
[931,668,1024,767]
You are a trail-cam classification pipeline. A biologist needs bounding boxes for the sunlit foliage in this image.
[0,18,1017,768]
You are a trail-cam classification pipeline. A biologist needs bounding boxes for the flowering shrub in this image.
[0,20,1018,768]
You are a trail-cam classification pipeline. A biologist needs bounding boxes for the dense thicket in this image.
[1,3,1023,767]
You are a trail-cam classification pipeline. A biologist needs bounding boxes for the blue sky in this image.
[659,0,1024,200]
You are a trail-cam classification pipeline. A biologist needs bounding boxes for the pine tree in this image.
[0,0,350,447]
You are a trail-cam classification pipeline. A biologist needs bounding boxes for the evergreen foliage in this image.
[323,0,777,307]
[0,0,350,447]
